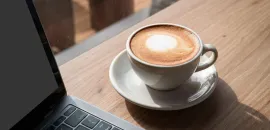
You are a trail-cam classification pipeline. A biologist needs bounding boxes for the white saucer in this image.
[109,50,218,110]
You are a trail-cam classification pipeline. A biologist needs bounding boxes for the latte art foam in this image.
[146,34,177,52]
[130,25,199,66]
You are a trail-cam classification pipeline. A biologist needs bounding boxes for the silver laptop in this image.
[0,0,143,130]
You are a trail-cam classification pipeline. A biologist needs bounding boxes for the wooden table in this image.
[60,0,270,129]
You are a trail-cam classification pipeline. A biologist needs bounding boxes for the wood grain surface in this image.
[60,0,270,129]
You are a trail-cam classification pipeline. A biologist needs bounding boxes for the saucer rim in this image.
[109,49,218,110]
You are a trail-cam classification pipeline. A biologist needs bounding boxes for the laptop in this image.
[0,0,143,130]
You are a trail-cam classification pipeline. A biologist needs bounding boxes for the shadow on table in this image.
[125,78,270,130]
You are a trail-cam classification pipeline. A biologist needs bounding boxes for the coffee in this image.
[130,25,200,66]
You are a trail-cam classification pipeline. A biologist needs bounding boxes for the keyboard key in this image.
[76,125,91,130]
[64,106,76,116]
[82,115,100,128]
[45,125,55,130]
[65,109,87,127]
[112,127,122,130]
[93,121,112,130]
[53,116,66,126]
[56,124,72,130]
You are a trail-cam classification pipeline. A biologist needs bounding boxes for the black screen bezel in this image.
[11,0,66,129]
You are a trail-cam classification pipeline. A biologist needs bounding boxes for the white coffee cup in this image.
[126,23,218,90]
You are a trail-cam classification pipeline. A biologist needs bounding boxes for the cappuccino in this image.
[130,25,200,66]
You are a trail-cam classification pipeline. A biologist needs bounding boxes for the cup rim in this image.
[126,23,203,68]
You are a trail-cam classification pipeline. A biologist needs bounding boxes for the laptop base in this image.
[36,96,143,130]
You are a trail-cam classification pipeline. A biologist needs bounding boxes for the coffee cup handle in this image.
[195,44,218,72]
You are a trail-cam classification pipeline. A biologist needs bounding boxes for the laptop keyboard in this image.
[43,105,122,130]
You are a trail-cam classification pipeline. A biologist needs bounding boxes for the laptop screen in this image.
[0,1,59,129]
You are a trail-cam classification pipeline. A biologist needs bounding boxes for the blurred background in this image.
[34,0,179,64]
